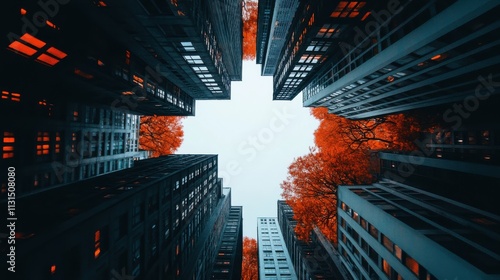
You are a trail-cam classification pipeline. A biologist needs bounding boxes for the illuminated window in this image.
[382,234,394,253]
[405,255,419,276]
[1,91,21,102]
[74,68,93,79]
[2,132,15,159]
[7,33,67,66]
[133,75,144,88]
[125,50,131,65]
[316,24,342,39]
[184,55,203,64]
[36,132,50,156]
[331,1,366,18]
[382,258,392,277]
[192,66,208,73]
[181,42,195,51]
[50,265,56,275]
[94,230,101,258]
[55,132,61,153]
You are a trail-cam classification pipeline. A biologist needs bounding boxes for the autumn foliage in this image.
[139,115,184,157]
[242,237,258,280]
[242,0,258,60]
[282,107,430,243]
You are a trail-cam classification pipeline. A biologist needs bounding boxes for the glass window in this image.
[405,254,419,276]
[382,234,394,253]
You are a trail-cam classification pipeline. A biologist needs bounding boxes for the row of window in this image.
[339,200,437,280]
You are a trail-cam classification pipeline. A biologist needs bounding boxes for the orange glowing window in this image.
[94,230,101,259]
[46,47,67,59]
[36,144,50,155]
[74,68,93,79]
[20,8,27,15]
[2,132,15,159]
[50,265,56,275]
[431,54,442,61]
[55,133,61,153]
[20,33,46,49]
[405,255,419,276]
[125,50,131,65]
[331,1,365,18]
[8,33,67,66]
[36,53,59,66]
[1,91,21,102]
[98,1,107,7]
[97,59,104,66]
[133,75,144,88]
[8,41,37,56]
[361,11,371,21]
[37,132,50,142]
[45,20,57,29]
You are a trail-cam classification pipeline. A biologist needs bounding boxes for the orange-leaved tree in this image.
[281,146,373,242]
[242,0,258,60]
[139,115,184,157]
[242,237,258,280]
[312,107,421,151]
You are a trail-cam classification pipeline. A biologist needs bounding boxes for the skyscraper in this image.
[0,99,145,198]
[0,155,242,280]
[337,179,500,280]
[277,200,349,280]
[211,206,244,280]
[257,0,500,118]
[257,217,298,280]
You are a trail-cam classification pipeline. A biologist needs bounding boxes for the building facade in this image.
[257,217,298,280]
[0,98,144,198]
[0,155,242,280]
[211,206,244,280]
[337,179,500,280]
[277,200,349,280]
[257,0,500,118]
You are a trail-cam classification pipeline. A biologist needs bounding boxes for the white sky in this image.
[176,60,319,239]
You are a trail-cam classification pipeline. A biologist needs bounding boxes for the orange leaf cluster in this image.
[242,0,258,60]
[242,237,258,280]
[139,115,184,157]
[282,107,429,243]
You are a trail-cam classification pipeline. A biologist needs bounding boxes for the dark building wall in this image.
[0,97,141,198]
[303,1,500,119]
[0,155,235,280]
[210,205,243,280]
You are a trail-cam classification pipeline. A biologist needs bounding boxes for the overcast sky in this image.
[176,60,319,239]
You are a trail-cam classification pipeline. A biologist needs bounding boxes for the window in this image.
[369,224,378,240]
[382,234,394,253]
[382,258,391,277]
[94,227,107,259]
[183,55,203,64]
[7,33,67,66]
[330,1,366,18]
[1,90,21,102]
[36,132,50,156]
[180,42,195,51]
[2,132,15,159]
[405,254,419,276]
